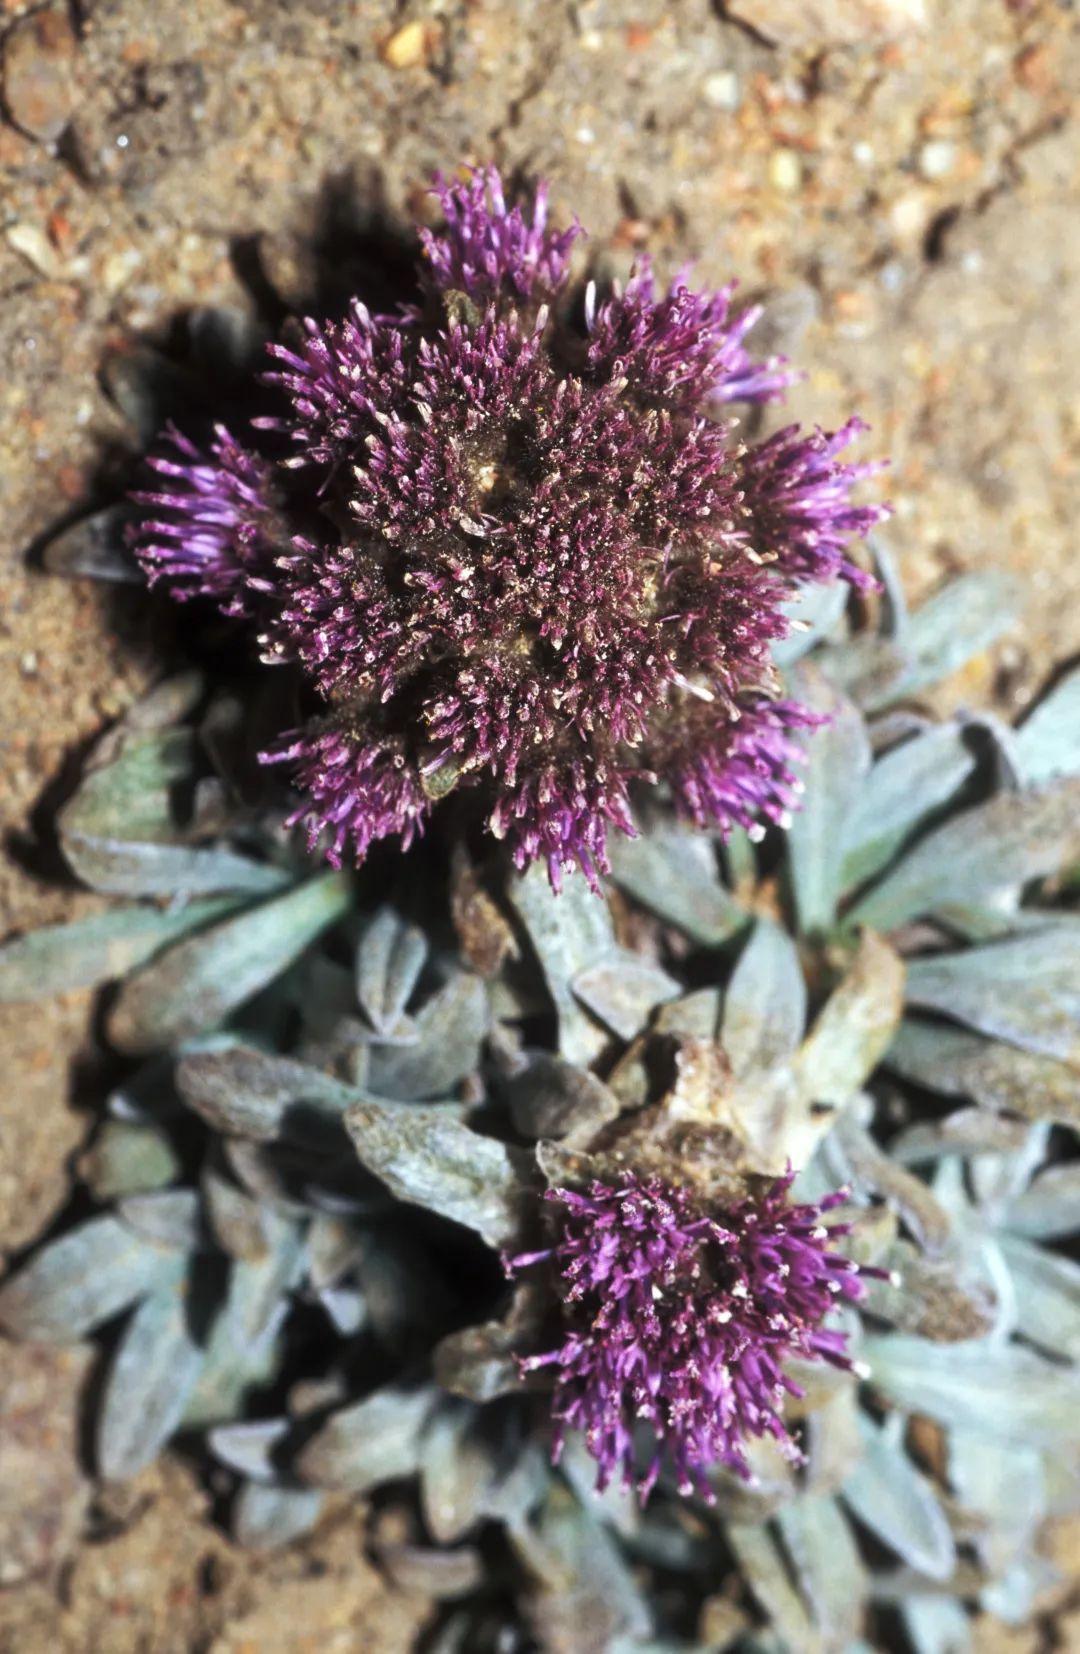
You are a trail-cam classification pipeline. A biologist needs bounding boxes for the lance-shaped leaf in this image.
[571,952,680,1042]
[869,570,1017,710]
[233,1481,325,1551]
[176,1045,357,1144]
[847,779,1080,932]
[863,1334,1080,1445]
[785,667,871,936]
[773,579,849,666]
[725,1521,822,1654]
[367,969,488,1100]
[296,1385,434,1492]
[107,870,353,1052]
[355,907,428,1033]
[721,918,806,1080]
[1000,1165,1080,1239]
[775,1495,865,1649]
[899,1595,973,1654]
[1014,664,1080,786]
[80,1119,182,1200]
[842,1414,956,1581]
[97,1270,206,1479]
[508,863,616,1064]
[998,1234,1080,1361]
[887,1019,1080,1127]
[346,1101,526,1247]
[793,931,905,1114]
[517,1487,651,1653]
[0,1214,184,1342]
[904,928,1080,1066]
[0,895,249,1002]
[839,724,978,893]
[607,822,746,947]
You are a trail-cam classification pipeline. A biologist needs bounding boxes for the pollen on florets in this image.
[505,1170,884,1502]
[128,164,888,888]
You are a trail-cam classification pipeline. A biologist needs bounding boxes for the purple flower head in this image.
[507,1170,885,1502]
[130,167,887,887]
[129,423,281,617]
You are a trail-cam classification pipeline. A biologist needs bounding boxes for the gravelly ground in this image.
[1,0,1078,1646]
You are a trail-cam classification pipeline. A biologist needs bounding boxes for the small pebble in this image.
[702,71,741,112]
[769,149,802,193]
[918,140,957,180]
[380,21,430,70]
[0,4,79,143]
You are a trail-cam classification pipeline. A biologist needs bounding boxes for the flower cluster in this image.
[130,165,887,888]
[507,1171,884,1501]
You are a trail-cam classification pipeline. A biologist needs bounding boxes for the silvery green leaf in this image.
[981,1556,1063,1626]
[773,579,848,666]
[571,952,680,1041]
[202,1167,272,1261]
[721,919,806,1080]
[1014,665,1080,785]
[817,633,910,715]
[209,1418,290,1481]
[0,896,248,1002]
[0,1214,182,1341]
[842,1415,955,1580]
[861,1241,992,1347]
[434,1286,542,1403]
[868,570,1017,711]
[519,1487,651,1651]
[899,1595,971,1654]
[803,1386,862,1498]
[653,986,723,1041]
[108,870,353,1053]
[183,1219,302,1428]
[355,907,428,1033]
[904,928,1080,1065]
[785,668,871,936]
[775,1495,864,1649]
[97,1278,206,1478]
[948,1428,1045,1576]
[233,1481,324,1550]
[508,862,615,1064]
[503,1054,620,1144]
[863,1335,1080,1444]
[839,725,977,893]
[848,779,1080,931]
[725,1522,821,1653]
[887,1019,1080,1127]
[378,1541,485,1599]
[80,1119,181,1199]
[793,931,905,1112]
[367,969,488,1099]
[296,1385,434,1492]
[345,1101,525,1247]
[607,823,746,947]
[1000,1165,1080,1238]
[41,504,141,582]
[830,1116,951,1252]
[420,1401,499,1543]
[117,1189,203,1251]
[999,1234,1080,1360]
[176,1045,356,1145]
[888,1109,1031,1164]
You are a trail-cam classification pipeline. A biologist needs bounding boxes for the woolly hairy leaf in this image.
[999,1234,1080,1361]
[80,1119,181,1200]
[785,668,871,936]
[345,1101,525,1246]
[209,1418,290,1482]
[183,1220,305,1426]
[508,863,616,1063]
[366,968,488,1099]
[571,953,680,1041]
[355,906,428,1033]
[888,1020,1080,1127]
[839,724,977,892]
[1014,665,1080,785]
[176,1045,357,1144]
[0,1215,183,1341]
[848,779,1080,931]
[0,896,247,1001]
[721,918,806,1080]
[842,1415,956,1580]
[776,1495,865,1648]
[108,870,353,1052]
[517,1488,651,1652]
[297,1385,434,1492]
[725,1521,821,1654]
[98,1276,206,1479]
[1000,1165,1080,1239]
[233,1481,325,1551]
[607,823,746,947]
[793,931,905,1112]
[899,1595,973,1654]
[864,1335,1080,1444]
[904,928,1080,1066]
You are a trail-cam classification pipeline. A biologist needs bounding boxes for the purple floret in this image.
[507,1170,884,1502]
[129,166,888,887]
[128,423,281,616]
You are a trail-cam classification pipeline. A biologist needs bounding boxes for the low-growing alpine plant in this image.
[2,166,1079,1651]
[129,165,887,890]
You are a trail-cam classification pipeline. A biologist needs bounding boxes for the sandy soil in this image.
[1,0,1078,1646]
